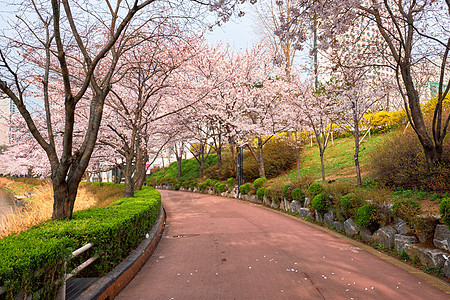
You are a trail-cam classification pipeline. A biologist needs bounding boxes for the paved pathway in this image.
[117,190,449,299]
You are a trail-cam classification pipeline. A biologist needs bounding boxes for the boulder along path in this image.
[117,190,449,299]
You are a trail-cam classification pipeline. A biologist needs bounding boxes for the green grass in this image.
[149,155,217,181]
[285,132,393,180]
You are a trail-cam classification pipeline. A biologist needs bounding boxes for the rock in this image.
[344,218,359,236]
[324,210,335,227]
[248,194,258,203]
[394,220,411,235]
[263,196,270,206]
[271,201,280,209]
[290,200,301,213]
[413,215,439,243]
[433,224,450,251]
[221,192,227,197]
[333,221,344,231]
[404,244,448,267]
[443,259,450,278]
[280,200,285,211]
[372,226,397,249]
[394,234,418,254]
[299,208,312,219]
[304,197,311,208]
[360,229,373,242]
[284,199,291,211]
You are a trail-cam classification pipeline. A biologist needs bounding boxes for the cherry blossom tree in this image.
[289,77,337,181]
[278,0,450,168]
[0,0,256,220]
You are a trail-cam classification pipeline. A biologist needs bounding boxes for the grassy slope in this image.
[149,155,217,181]
[286,131,394,181]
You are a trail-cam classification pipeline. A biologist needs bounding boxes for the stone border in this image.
[77,205,166,300]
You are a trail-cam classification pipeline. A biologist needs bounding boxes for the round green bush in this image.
[253,178,267,190]
[199,182,207,192]
[311,193,329,215]
[239,183,251,195]
[189,181,198,189]
[283,184,291,199]
[227,178,234,187]
[340,193,364,218]
[308,183,324,198]
[218,183,227,193]
[439,198,450,228]
[264,187,270,198]
[356,204,380,232]
[256,187,265,200]
[291,188,305,202]
[392,199,422,223]
[174,184,181,190]
[204,179,214,187]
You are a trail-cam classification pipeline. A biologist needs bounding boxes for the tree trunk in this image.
[176,154,182,179]
[217,143,222,169]
[353,133,362,187]
[257,140,265,178]
[113,167,121,184]
[52,181,78,220]
[295,132,301,178]
[199,159,204,178]
[124,155,134,198]
[401,63,438,168]
[230,143,237,178]
[247,136,266,179]
[320,150,325,181]
[353,110,362,187]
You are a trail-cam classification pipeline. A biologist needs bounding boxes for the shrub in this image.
[264,187,270,198]
[439,198,450,228]
[308,182,324,198]
[199,182,207,192]
[356,204,380,232]
[100,182,115,187]
[239,183,251,195]
[0,187,161,298]
[253,178,267,190]
[340,193,364,219]
[392,198,422,224]
[291,188,306,204]
[215,182,222,193]
[146,177,157,187]
[227,178,234,187]
[256,187,266,200]
[368,128,450,192]
[311,193,329,215]
[218,183,227,193]
[267,180,285,204]
[189,180,198,190]
[283,184,291,199]
[174,184,181,190]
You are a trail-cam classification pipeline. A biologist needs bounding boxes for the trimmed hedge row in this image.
[0,187,161,299]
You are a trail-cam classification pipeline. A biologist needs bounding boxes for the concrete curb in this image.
[77,205,166,300]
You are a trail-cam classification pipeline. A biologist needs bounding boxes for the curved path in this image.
[117,190,449,299]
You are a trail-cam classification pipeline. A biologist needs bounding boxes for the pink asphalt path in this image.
[117,190,449,300]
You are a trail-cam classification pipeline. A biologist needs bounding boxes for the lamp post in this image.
[230,138,244,197]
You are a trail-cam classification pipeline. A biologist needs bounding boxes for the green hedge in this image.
[0,187,161,298]
[239,183,251,195]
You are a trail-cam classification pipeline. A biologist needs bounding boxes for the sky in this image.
[205,8,259,51]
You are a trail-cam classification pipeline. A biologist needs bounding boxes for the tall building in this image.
[0,92,17,145]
